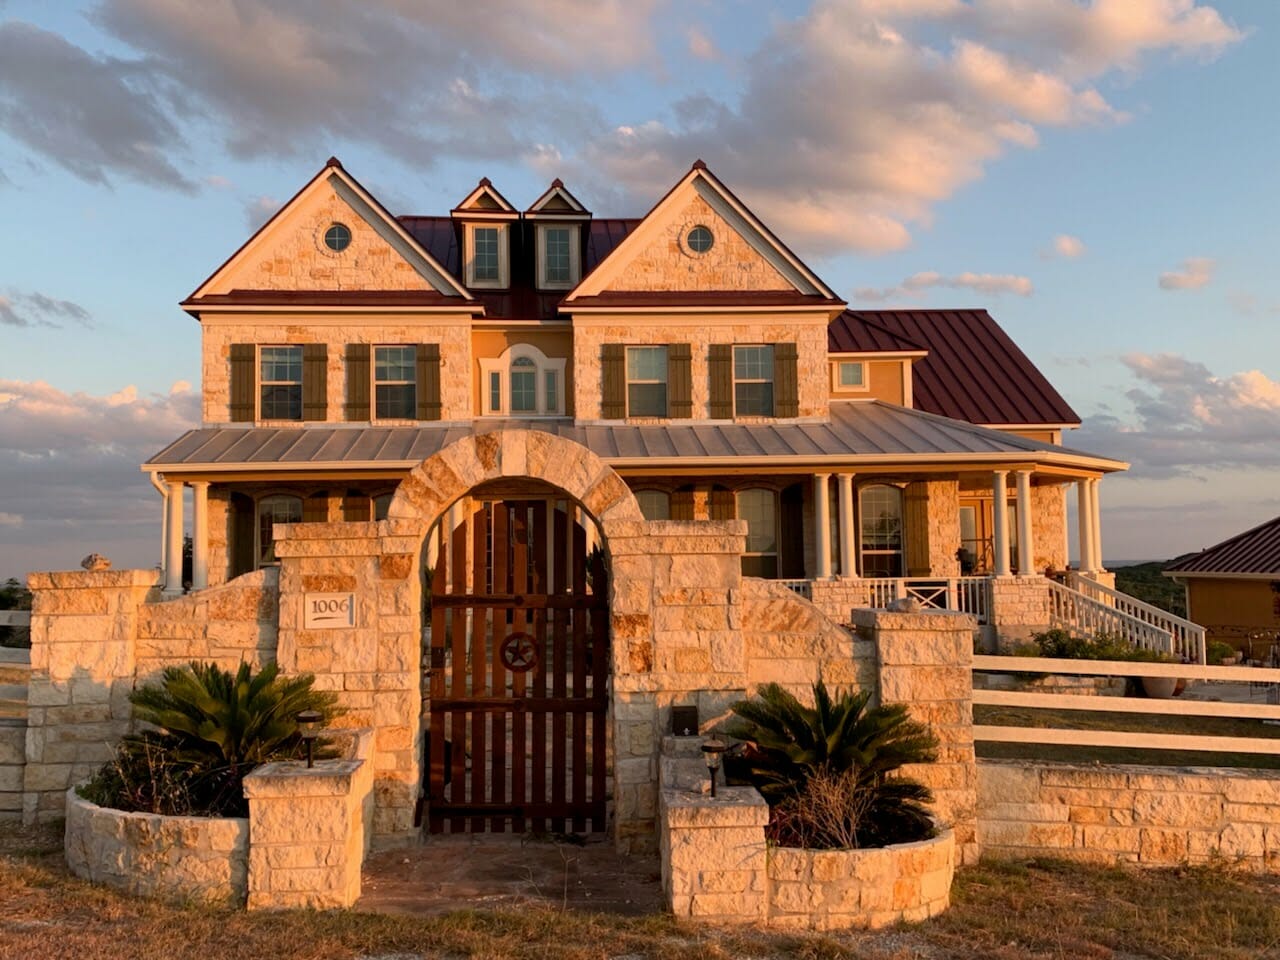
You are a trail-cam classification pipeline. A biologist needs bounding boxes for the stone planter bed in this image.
[767,828,955,930]
[64,787,249,906]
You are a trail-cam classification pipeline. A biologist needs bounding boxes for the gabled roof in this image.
[525,179,591,217]
[831,310,1080,427]
[451,178,518,217]
[566,160,842,304]
[186,157,472,306]
[1165,517,1280,577]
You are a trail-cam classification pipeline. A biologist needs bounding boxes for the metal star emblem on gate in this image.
[499,632,539,673]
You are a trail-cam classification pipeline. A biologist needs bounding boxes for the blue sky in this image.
[0,0,1277,577]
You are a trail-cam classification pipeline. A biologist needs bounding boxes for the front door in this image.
[425,499,609,834]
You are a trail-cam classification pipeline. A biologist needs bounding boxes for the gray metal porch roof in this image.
[143,400,1126,474]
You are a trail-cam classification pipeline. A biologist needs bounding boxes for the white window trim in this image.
[857,482,906,577]
[832,360,870,393]
[536,222,580,290]
[372,344,417,422]
[732,344,775,417]
[479,343,566,417]
[625,345,669,417]
[258,344,303,422]
[465,223,509,288]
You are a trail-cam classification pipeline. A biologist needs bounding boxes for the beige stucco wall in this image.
[200,316,472,423]
[829,358,908,406]
[571,314,830,421]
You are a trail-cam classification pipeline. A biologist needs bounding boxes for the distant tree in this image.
[0,577,32,648]
[1115,562,1187,619]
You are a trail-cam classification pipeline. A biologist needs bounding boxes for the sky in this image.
[1,0,1278,579]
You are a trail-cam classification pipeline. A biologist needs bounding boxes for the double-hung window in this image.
[738,488,779,578]
[510,356,537,413]
[860,484,904,578]
[257,494,302,566]
[260,346,303,420]
[733,345,774,416]
[626,346,668,417]
[374,346,416,419]
[472,227,500,283]
[545,227,571,285]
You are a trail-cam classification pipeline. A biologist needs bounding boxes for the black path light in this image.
[296,709,324,768]
[701,738,727,798]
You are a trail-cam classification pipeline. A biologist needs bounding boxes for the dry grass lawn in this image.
[3,821,1280,959]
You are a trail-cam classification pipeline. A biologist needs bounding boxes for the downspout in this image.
[148,470,168,581]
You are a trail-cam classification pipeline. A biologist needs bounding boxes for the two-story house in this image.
[145,156,1129,626]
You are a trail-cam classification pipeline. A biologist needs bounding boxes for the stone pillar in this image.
[191,481,210,591]
[1077,480,1096,574]
[243,758,373,910]
[991,471,1010,577]
[164,480,185,596]
[660,786,768,921]
[1089,478,1105,572]
[837,473,857,577]
[858,608,978,865]
[23,569,158,823]
[813,473,832,580]
[1015,470,1035,576]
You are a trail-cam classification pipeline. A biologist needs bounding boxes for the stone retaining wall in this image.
[64,789,250,905]
[0,719,26,821]
[978,760,1280,870]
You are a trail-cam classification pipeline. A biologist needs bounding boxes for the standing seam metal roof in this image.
[1165,517,1280,576]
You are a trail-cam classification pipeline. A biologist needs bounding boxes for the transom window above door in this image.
[479,344,566,417]
[626,346,668,417]
[733,345,774,416]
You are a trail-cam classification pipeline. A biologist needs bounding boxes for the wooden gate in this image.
[425,499,609,834]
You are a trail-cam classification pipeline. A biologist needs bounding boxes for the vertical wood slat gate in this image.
[426,500,609,833]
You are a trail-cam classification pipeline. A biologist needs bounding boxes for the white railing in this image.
[0,611,30,627]
[865,577,991,624]
[776,580,812,600]
[1068,572,1206,664]
[1046,579,1176,657]
[973,655,1280,755]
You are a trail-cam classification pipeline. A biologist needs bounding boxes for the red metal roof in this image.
[184,290,478,309]
[568,291,843,309]
[830,310,1080,427]
[1165,517,1280,576]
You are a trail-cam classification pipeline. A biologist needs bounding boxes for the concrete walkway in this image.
[357,833,664,917]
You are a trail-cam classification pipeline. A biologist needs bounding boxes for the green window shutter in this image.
[302,492,329,523]
[601,344,625,418]
[345,343,371,421]
[710,486,736,521]
[302,344,328,421]
[229,344,256,422]
[670,488,695,521]
[774,342,799,418]
[668,343,692,419]
[708,344,733,419]
[416,344,442,421]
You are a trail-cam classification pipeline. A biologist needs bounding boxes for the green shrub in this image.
[722,679,938,850]
[1028,628,1177,663]
[1207,640,1236,663]
[80,661,340,818]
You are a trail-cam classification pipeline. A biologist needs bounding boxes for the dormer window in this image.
[537,223,580,289]
[480,344,566,417]
[464,223,510,287]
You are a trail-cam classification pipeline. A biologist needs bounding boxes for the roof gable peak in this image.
[526,179,591,218]
[453,178,518,217]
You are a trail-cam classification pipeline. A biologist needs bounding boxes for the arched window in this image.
[634,490,670,521]
[859,484,904,578]
[256,494,302,567]
[737,487,778,578]
[480,344,567,417]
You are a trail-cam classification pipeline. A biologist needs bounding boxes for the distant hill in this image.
[1113,561,1185,618]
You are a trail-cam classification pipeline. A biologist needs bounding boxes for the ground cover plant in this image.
[79,661,339,817]
[723,679,938,849]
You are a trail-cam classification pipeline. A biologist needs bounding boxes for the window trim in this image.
[372,344,417,421]
[625,345,669,418]
[732,344,775,417]
[833,360,869,393]
[858,482,905,578]
[465,223,509,288]
[479,343,566,417]
[255,493,303,568]
[258,344,303,421]
[536,223,580,289]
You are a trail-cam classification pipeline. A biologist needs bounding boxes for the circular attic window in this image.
[324,223,352,252]
[686,225,714,254]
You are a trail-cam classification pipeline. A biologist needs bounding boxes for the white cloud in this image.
[245,195,280,230]
[0,289,91,328]
[855,270,1033,302]
[687,26,719,61]
[1046,233,1087,258]
[0,513,21,528]
[1158,256,1214,290]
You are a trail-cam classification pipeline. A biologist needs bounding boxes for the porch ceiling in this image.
[142,400,1126,476]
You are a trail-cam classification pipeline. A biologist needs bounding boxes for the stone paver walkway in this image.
[357,833,664,917]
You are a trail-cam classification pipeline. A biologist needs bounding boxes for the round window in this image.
[324,223,352,252]
[686,225,714,254]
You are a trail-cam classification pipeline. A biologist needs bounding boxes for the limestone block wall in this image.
[859,609,978,865]
[1031,484,1068,572]
[660,786,769,922]
[979,760,1280,871]
[201,318,473,423]
[808,579,870,624]
[136,569,279,678]
[65,789,249,905]
[0,719,25,822]
[571,315,829,421]
[988,575,1051,647]
[23,569,158,823]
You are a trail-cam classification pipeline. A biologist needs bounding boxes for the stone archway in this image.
[374,429,648,840]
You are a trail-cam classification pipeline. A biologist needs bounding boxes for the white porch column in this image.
[164,479,185,595]
[191,481,210,591]
[1089,478,1105,572]
[1077,479,1096,574]
[1015,470,1035,576]
[813,473,832,580]
[992,470,1011,577]
[837,472,857,578]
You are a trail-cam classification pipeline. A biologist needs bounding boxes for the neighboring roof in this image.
[144,400,1125,473]
[1164,517,1280,577]
[831,310,1080,427]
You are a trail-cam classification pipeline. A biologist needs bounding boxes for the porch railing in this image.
[1067,572,1206,664]
[865,577,991,625]
[1047,579,1179,658]
[776,579,812,600]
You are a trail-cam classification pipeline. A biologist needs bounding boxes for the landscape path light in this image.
[701,738,727,798]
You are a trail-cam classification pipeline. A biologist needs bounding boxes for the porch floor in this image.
[357,833,663,917]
